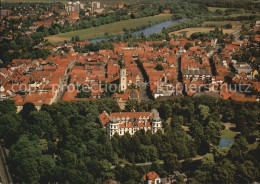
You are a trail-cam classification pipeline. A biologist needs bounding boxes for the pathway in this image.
[110,155,204,169]
[0,146,13,184]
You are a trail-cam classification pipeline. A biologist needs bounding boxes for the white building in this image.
[182,67,212,81]
[91,1,101,10]
[66,1,84,12]
[99,109,162,139]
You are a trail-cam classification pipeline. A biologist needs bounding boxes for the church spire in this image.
[121,55,125,69]
[120,55,127,92]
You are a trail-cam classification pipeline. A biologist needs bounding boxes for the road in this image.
[135,60,149,100]
[0,146,13,184]
[233,26,241,41]
[176,53,182,83]
[138,76,149,100]
[55,58,77,102]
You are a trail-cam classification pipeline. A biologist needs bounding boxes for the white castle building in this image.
[99,109,162,139]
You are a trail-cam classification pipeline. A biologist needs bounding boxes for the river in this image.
[90,18,187,42]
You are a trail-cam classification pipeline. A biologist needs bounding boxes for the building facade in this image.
[66,1,84,12]
[99,109,162,139]
[91,1,101,10]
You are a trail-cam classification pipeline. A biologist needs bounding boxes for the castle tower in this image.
[151,109,162,133]
[107,118,119,139]
[152,116,162,134]
[120,56,127,92]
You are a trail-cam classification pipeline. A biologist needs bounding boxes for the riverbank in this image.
[45,14,173,44]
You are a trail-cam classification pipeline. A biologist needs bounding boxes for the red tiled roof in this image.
[143,172,160,182]
[99,111,152,127]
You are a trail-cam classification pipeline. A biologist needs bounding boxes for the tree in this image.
[39,154,56,183]
[198,104,210,121]
[0,99,16,114]
[8,135,42,183]
[150,161,161,174]
[0,113,22,147]
[125,99,139,111]
[130,13,135,19]
[239,33,245,40]
[38,139,48,153]
[79,9,85,17]
[184,42,193,50]
[225,23,232,29]
[222,108,234,122]
[76,90,91,98]
[28,111,53,138]
[230,34,234,41]
[235,160,259,183]
[163,153,180,174]
[190,170,210,183]
[160,103,172,120]
[212,159,236,184]
[20,102,37,121]
[136,145,150,162]
[212,146,229,162]
[75,36,80,42]
[228,136,249,161]
[121,164,140,183]
[201,153,215,170]
[165,33,170,41]
[155,64,163,71]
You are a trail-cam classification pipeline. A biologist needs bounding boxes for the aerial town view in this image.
[0,0,259,183]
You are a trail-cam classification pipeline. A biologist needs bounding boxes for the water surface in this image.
[90,18,187,42]
[219,138,234,147]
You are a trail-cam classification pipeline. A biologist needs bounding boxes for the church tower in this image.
[120,56,127,92]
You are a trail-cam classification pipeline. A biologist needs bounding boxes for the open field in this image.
[171,27,238,37]
[170,20,243,37]
[221,129,239,140]
[228,12,260,17]
[202,21,242,27]
[211,12,260,18]
[208,7,229,12]
[46,14,172,43]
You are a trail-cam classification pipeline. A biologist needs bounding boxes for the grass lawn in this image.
[171,27,238,37]
[210,12,260,19]
[202,21,242,27]
[208,7,229,12]
[228,12,260,17]
[248,142,259,150]
[45,14,172,43]
[221,129,239,140]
